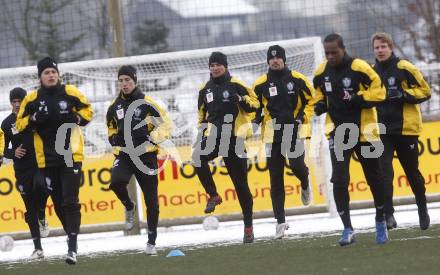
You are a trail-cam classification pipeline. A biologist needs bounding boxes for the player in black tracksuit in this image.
[106,65,171,255]
[16,57,94,264]
[193,52,259,243]
[1,87,50,258]
[372,32,431,230]
[313,34,388,246]
[252,45,315,239]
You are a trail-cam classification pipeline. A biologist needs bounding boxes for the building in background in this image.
[0,0,437,69]
[124,0,259,54]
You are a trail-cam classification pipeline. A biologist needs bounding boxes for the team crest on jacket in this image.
[287,82,294,92]
[59,100,67,110]
[342,77,351,88]
[223,90,230,99]
[58,100,69,114]
[388,76,396,86]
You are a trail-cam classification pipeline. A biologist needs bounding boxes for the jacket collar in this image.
[268,66,290,77]
[39,82,63,95]
[332,53,353,70]
[376,53,398,69]
[120,87,143,100]
[210,70,231,85]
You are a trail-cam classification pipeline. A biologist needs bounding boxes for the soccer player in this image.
[372,32,431,230]
[1,88,52,259]
[16,57,94,264]
[252,45,315,239]
[106,65,171,256]
[313,34,388,246]
[193,52,259,243]
[4,89,52,237]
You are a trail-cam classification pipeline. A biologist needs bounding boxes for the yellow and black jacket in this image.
[373,54,430,136]
[106,88,172,156]
[313,54,386,142]
[253,67,315,143]
[198,71,259,138]
[1,112,36,172]
[16,84,94,168]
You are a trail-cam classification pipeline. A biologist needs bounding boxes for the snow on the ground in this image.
[1,202,439,263]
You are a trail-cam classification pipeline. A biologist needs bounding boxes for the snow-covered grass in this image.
[1,202,439,264]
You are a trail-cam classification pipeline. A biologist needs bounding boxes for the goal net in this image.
[0,37,326,162]
[420,63,440,115]
[0,37,334,224]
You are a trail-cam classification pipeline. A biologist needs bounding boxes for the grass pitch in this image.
[2,225,440,275]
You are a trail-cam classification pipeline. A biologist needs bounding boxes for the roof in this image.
[157,0,259,18]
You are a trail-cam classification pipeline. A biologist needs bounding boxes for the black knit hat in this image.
[118,65,137,83]
[9,87,26,102]
[209,52,228,68]
[267,45,286,63]
[37,57,59,77]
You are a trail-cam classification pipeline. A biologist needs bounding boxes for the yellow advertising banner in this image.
[0,146,321,233]
[1,121,439,234]
[0,155,124,233]
[149,151,324,220]
[347,121,440,200]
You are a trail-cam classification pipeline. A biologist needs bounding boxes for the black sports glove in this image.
[314,101,327,116]
[109,133,126,147]
[341,90,364,108]
[253,110,263,125]
[386,87,403,101]
[230,93,243,103]
[402,90,428,104]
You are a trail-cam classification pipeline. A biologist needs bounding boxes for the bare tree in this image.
[75,0,111,59]
[131,18,170,55]
[405,0,440,62]
[0,0,89,62]
[363,0,439,63]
